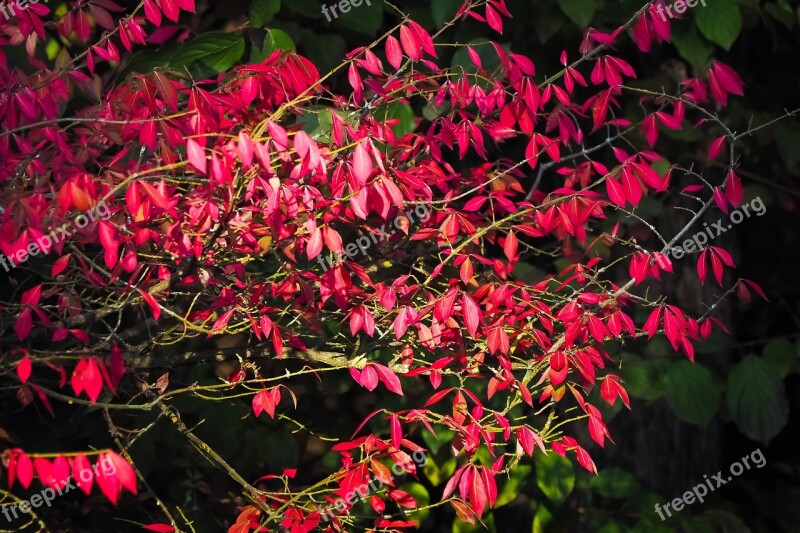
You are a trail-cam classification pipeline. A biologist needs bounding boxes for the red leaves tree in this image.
[0,0,773,531]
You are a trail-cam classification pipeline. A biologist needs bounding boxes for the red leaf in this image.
[95,457,121,504]
[503,230,518,261]
[588,416,606,447]
[15,308,33,341]
[139,289,162,320]
[461,292,482,336]
[575,447,597,474]
[485,4,503,33]
[643,307,662,338]
[399,25,421,61]
[71,357,104,403]
[52,455,70,488]
[34,457,57,488]
[621,167,642,206]
[725,170,743,207]
[359,365,379,391]
[252,389,276,418]
[307,227,323,260]
[592,89,612,131]
[709,136,726,159]
[390,413,402,449]
[210,309,235,335]
[466,46,482,69]
[142,526,176,533]
[713,187,729,214]
[369,495,386,514]
[143,0,162,26]
[605,177,626,207]
[109,344,126,389]
[17,356,32,383]
[21,284,42,306]
[696,248,709,285]
[52,254,71,276]
[323,226,343,255]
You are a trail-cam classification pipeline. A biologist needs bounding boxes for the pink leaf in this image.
[73,453,94,494]
[485,4,503,33]
[186,139,206,174]
[374,364,404,396]
[352,142,372,187]
[16,451,34,489]
[105,451,138,495]
[385,35,403,70]
[708,136,726,159]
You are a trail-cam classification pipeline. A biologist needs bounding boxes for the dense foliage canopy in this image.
[1,0,798,531]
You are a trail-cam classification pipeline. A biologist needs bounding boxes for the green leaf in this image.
[422,427,454,454]
[123,45,180,74]
[695,329,733,354]
[680,516,717,533]
[495,464,531,507]
[299,31,346,75]
[556,0,596,28]
[283,0,323,18]
[704,509,751,533]
[373,101,416,137]
[533,3,566,43]
[171,32,245,74]
[532,504,554,533]
[671,23,712,67]
[400,481,430,523]
[251,28,295,63]
[617,354,666,401]
[632,519,675,533]
[250,0,280,28]
[335,0,383,35]
[694,0,742,50]
[664,360,720,426]
[763,339,796,378]
[773,119,800,167]
[422,454,457,487]
[431,0,461,26]
[764,1,797,30]
[299,107,332,141]
[535,452,575,504]
[598,523,631,533]
[726,355,789,443]
[590,468,641,499]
